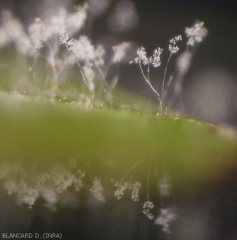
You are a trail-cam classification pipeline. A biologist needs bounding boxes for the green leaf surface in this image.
[0,91,237,194]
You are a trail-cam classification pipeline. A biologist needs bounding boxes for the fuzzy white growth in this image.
[51,166,76,193]
[59,32,69,45]
[176,51,192,75]
[36,172,52,186]
[51,165,85,193]
[65,36,105,67]
[0,162,20,180]
[74,170,86,191]
[40,4,87,41]
[112,42,131,63]
[0,4,87,57]
[4,179,39,208]
[132,46,163,67]
[82,66,96,92]
[17,35,34,56]
[62,35,105,93]
[1,11,24,42]
[67,36,94,62]
[158,174,171,197]
[185,21,208,47]
[131,181,141,201]
[93,45,106,67]
[114,180,141,201]
[155,208,177,234]
[133,46,149,65]
[130,45,164,114]
[50,8,67,36]
[28,18,45,53]
[1,162,85,208]
[152,47,163,67]
[114,181,130,199]
[142,201,155,220]
[90,177,105,202]
[40,186,58,209]
[169,35,182,54]
[46,5,87,38]
[1,11,32,56]
[4,178,18,195]
[18,182,39,208]
[65,4,88,36]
